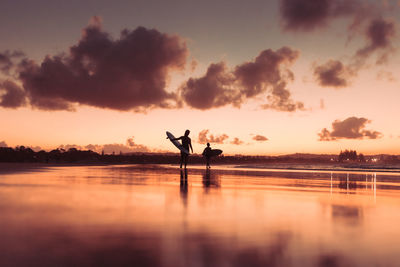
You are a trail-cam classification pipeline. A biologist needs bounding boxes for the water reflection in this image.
[329,172,377,197]
[0,165,400,266]
[331,204,363,226]
[202,169,220,192]
[180,169,188,207]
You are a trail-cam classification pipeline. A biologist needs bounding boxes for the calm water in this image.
[1,164,400,267]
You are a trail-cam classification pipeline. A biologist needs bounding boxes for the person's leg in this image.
[184,154,188,169]
[180,152,184,168]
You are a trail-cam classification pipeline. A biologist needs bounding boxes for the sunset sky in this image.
[1,0,399,155]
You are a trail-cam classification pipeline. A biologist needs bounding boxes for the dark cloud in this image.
[253,135,269,142]
[2,18,304,113]
[0,141,7,147]
[230,137,244,145]
[235,47,304,112]
[313,18,396,88]
[318,116,382,141]
[280,0,358,31]
[0,80,27,108]
[180,62,240,110]
[198,130,229,144]
[355,18,396,64]
[15,16,188,111]
[181,47,304,112]
[0,50,24,74]
[313,60,352,88]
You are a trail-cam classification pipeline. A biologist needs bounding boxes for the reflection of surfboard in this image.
[206,149,222,157]
[166,131,189,154]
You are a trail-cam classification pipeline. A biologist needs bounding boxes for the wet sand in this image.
[0,164,400,266]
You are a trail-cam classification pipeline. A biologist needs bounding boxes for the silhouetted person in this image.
[171,130,193,168]
[202,142,212,168]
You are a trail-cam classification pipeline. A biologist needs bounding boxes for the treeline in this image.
[0,146,398,164]
[0,146,335,164]
[338,149,400,163]
[338,150,365,162]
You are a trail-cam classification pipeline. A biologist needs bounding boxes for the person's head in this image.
[207,142,210,147]
[184,129,190,136]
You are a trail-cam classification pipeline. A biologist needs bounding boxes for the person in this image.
[202,142,212,168]
[170,130,193,169]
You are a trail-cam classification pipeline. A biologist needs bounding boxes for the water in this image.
[1,164,400,267]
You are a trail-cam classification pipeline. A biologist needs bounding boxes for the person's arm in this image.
[169,136,183,141]
[189,140,193,153]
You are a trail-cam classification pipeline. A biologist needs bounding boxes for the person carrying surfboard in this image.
[202,143,212,169]
[170,130,193,169]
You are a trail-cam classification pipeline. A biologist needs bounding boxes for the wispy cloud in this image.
[198,130,229,144]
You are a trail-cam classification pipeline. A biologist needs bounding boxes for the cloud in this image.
[71,137,152,154]
[0,141,7,147]
[235,47,304,112]
[198,130,229,144]
[0,80,27,108]
[58,144,85,151]
[230,137,244,145]
[252,135,269,141]
[318,116,382,141]
[377,70,395,82]
[102,143,151,154]
[181,47,304,112]
[313,18,396,88]
[280,0,396,88]
[125,136,151,152]
[180,62,240,109]
[280,0,358,31]
[0,50,24,75]
[355,18,396,65]
[313,60,353,88]
[30,146,42,152]
[13,16,188,111]
[85,144,103,152]
[2,18,304,113]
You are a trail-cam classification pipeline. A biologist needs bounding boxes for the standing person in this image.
[202,143,212,169]
[170,130,193,169]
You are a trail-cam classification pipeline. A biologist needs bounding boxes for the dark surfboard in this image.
[206,149,222,157]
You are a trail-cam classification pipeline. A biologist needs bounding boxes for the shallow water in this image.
[0,164,400,267]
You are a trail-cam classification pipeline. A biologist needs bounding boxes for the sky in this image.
[1,0,400,155]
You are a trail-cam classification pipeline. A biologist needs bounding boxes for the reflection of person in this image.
[180,169,188,206]
[202,169,221,192]
[202,143,212,168]
[170,130,193,169]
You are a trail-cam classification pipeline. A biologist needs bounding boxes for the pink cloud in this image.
[318,116,382,141]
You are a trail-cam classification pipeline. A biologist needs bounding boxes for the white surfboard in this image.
[166,131,190,154]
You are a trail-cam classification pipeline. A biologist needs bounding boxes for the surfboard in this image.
[205,149,223,157]
[166,131,190,154]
